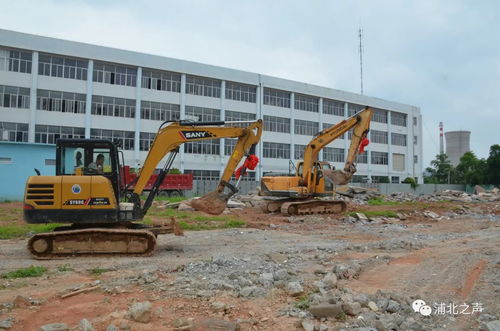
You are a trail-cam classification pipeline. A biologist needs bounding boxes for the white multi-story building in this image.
[0,29,423,184]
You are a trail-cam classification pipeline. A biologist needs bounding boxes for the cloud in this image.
[0,0,498,165]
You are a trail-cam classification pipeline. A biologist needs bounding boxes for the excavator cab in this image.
[296,161,334,195]
[56,139,122,202]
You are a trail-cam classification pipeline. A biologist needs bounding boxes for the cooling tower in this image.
[445,131,471,166]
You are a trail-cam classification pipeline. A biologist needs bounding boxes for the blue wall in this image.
[0,142,56,201]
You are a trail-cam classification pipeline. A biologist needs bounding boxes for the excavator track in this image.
[280,200,347,216]
[28,228,157,259]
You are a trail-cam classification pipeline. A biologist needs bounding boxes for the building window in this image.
[185,76,221,98]
[391,176,400,184]
[36,125,85,144]
[371,151,388,165]
[371,130,388,144]
[393,153,405,171]
[352,175,368,183]
[413,116,417,126]
[93,61,137,87]
[263,115,290,133]
[413,135,418,144]
[184,140,220,155]
[294,144,306,159]
[373,109,388,123]
[141,101,179,121]
[294,119,319,136]
[391,112,407,127]
[0,85,30,109]
[184,169,220,180]
[357,153,368,164]
[322,123,344,139]
[391,133,407,146]
[323,147,345,163]
[38,53,88,80]
[323,99,344,116]
[0,122,28,142]
[348,103,364,117]
[185,105,220,122]
[225,110,256,122]
[372,176,390,183]
[224,138,237,156]
[294,93,319,112]
[92,95,135,118]
[263,142,290,159]
[263,88,290,108]
[225,82,256,103]
[0,48,32,73]
[139,132,156,151]
[37,90,86,114]
[414,155,418,164]
[141,69,181,92]
[90,128,134,150]
[0,157,13,164]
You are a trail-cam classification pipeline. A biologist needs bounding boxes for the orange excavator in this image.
[260,107,373,215]
[23,119,262,258]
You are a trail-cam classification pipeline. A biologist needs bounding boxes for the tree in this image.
[455,151,487,185]
[424,153,455,184]
[402,177,418,189]
[486,144,500,185]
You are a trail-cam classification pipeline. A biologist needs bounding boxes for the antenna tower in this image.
[358,27,364,95]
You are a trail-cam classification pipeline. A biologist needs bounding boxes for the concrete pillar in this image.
[219,80,226,174]
[387,111,393,179]
[28,51,38,143]
[256,77,263,181]
[290,92,295,161]
[179,74,186,172]
[418,113,424,183]
[84,59,93,138]
[133,67,142,165]
[318,98,323,161]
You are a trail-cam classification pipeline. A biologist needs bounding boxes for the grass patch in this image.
[178,218,246,231]
[348,210,399,218]
[148,209,190,218]
[2,266,47,279]
[0,223,63,239]
[89,267,108,276]
[294,295,311,310]
[57,264,73,272]
[367,197,400,206]
[154,196,188,203]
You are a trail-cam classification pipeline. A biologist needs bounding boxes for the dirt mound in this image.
[189,191,228,215]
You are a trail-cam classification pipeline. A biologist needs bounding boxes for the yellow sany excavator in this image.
[260,107,373,215]
[23,119,262,258]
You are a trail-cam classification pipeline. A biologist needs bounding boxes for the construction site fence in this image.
[184,181,467,197]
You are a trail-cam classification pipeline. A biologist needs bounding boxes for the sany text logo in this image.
[179,130,214,140]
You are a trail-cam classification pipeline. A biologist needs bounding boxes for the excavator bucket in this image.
[189,191,228,215]
[323,169,353,186]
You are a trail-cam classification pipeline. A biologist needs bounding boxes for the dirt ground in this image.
[0,200,498,330]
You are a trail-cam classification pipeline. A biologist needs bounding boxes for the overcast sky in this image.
[1,0,498,167]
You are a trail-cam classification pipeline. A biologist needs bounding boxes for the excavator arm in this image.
[131,120,262,217]
[302,107,373,190]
